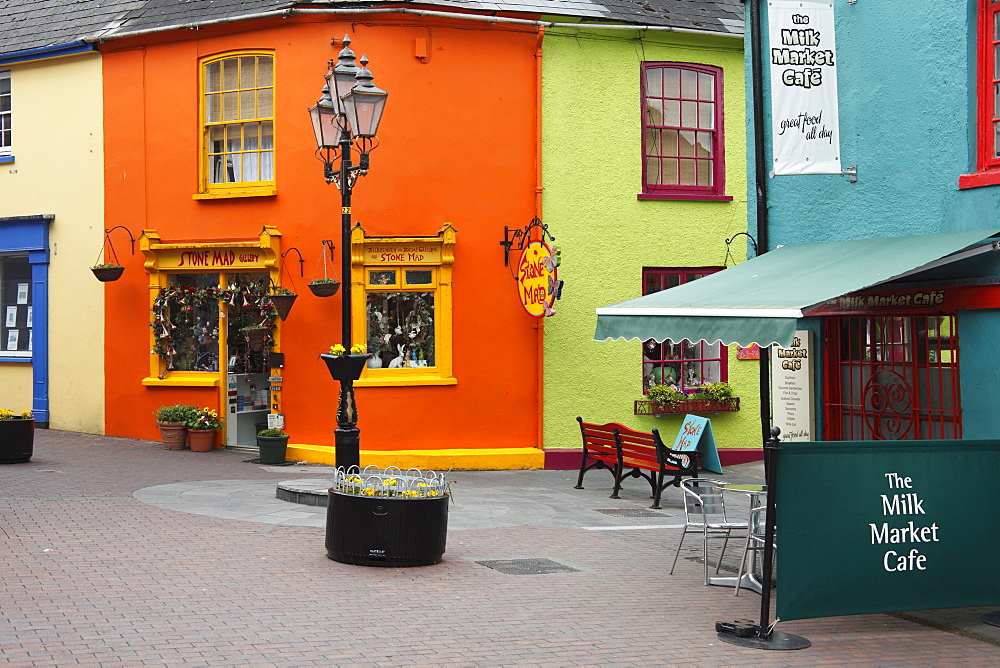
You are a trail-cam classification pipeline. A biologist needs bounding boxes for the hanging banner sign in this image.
[768,0,842,175]
[517,240,559,317]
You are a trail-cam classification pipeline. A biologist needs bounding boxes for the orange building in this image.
[100,12,544,468]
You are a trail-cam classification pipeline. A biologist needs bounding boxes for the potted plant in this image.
[91,263,125,282]
[321,343,370,381]
[269,287,298,320]
[256,428,290,464]
[308,278,341,297]
[185,407,224,452]
[0,409,35,464]
[327,466,450,567]
[154,404,197,450]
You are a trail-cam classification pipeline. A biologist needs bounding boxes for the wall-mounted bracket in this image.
[500,216,555,268]
[841,165,858,183]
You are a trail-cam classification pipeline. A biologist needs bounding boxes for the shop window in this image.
[961,1,1000,188]
[642,267,727,392]
[140,227,281,386]
[0,255,31,357]
[353,224,456,386]
[197,52,275,197]
[0,71,11,161]
[639,63,729,201]
[824,315,962,440]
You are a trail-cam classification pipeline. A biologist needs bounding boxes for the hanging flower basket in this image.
[91,264,125,282]
[242,326,271,352]
[270,293,298,320]
[308,279,341,297]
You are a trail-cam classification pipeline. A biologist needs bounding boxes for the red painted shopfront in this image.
[100,14,544,468]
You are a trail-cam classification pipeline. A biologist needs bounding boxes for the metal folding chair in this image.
[670,478,747,585]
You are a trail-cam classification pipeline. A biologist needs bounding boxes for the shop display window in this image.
[0,255,31,356]
[158,274,220,372]
[199,52,275,196]
[353,224,456,386]
[641,267,727,392]
[639,62,728,200]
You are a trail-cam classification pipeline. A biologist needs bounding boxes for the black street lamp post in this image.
[309,35,388,470]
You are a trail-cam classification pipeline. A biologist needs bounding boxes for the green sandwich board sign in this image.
[775,440,1000,621]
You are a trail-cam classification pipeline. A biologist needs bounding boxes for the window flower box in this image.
[634,397,740,416]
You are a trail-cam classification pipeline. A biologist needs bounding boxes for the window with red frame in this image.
[641,268,727,392]
[640,63,728,200]
[962,1,1000,188]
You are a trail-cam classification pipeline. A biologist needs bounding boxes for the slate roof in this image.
[0,0,742,55]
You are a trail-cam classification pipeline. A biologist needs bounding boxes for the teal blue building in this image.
[596,1,1000,444]
[745,0,1000,441]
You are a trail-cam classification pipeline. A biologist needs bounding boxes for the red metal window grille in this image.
[641,268,727,392]
[975,1,1000,172]
[823,315,962,441]
[641,63,725,198]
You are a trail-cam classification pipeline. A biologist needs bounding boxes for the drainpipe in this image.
[534,27,546,457]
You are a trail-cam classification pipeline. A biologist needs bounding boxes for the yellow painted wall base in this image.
[285,444,544,471]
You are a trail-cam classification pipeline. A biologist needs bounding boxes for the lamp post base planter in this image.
[0,417,34,464]
[257,435,290,464]
[325,467,450,567]
[157,421,187,450]
[188,429,217,452]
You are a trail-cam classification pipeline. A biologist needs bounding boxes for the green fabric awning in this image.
[595,229,1000,347]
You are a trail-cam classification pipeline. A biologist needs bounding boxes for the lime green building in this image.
[540,13,761,464]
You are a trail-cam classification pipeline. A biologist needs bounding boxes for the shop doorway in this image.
[224,273,272,447]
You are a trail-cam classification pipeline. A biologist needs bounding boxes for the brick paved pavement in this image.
[1,429,997,666]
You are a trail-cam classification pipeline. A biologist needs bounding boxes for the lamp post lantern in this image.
[309,35,388,470]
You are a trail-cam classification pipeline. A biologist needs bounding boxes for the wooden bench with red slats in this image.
[575,417,700,509]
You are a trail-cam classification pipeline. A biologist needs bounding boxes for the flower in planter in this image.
[154,404,198,424]
[328,343,367,356]
[186,407,224,431]
[0,409,32,420]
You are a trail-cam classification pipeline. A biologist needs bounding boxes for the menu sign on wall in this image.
[770,329,814,441]
[768,0,842,175]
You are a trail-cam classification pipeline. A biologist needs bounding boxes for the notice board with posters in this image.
[775,440,1000,620]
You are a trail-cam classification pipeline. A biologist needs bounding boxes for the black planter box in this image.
[0,418,34,464]
[326,491,449,567]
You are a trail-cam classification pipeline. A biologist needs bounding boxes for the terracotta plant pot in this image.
[157,421,187,450]
[188,429,216,452]
[0,417,35,464]
[270,293,297,320]
[308,281,341,297]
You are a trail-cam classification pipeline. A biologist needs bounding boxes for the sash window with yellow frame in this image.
[196,51,275,198]
[353,224,456,386]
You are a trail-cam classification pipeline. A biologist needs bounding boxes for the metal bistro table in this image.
[709,483,768,594]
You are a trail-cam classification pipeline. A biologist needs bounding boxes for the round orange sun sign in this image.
[517,241,558,317]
